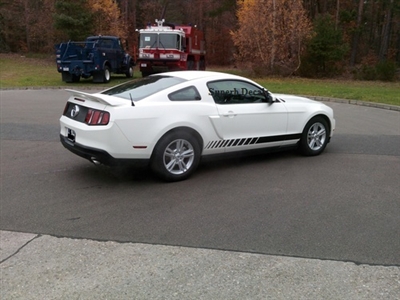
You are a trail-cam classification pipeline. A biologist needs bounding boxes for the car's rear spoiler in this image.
[65,89,129,107]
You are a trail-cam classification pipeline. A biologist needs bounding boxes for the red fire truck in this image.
[137,19,206,77]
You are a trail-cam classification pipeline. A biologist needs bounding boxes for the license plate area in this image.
[67,128,76,143]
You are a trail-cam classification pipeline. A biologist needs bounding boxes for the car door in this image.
[207,80,288,149]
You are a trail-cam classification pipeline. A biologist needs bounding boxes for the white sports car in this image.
[60,71,335,181]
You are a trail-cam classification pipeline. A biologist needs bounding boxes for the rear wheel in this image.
[299,116,329,156]
[200,57,206,70]
[71,74,80,83]
[151,131,201,182]
[187,57,195,70]
[62,72,80,83]
[103,66,111,83]
[126,66,133,78]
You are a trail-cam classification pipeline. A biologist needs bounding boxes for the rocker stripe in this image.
[205,134,301,150]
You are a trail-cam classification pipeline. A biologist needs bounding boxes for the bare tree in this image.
[232,0,312,75]
[379,0,394,61]
[350,0,364,66]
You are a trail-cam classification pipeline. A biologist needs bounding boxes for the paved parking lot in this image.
[1,89,399,298]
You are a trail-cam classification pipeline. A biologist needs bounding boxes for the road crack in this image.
[0,234,42,264]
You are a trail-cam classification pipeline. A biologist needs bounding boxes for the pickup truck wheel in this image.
[62,72,73,83]
[71,74,80,83]
[126,66,133,78]
[103,66,111,83]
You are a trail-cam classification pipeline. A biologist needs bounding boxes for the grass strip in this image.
[1,54,399,106]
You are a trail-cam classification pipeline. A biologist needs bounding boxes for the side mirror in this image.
[264,89,274,103]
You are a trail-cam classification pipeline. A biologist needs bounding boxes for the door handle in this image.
[222,111,237,118]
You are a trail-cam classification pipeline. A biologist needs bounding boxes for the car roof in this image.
[154,71,246,82]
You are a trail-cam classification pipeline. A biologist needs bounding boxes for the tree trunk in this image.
[271,0,276,70]
[379,0,394,61]
[350,0,364,66]
[318,0,328,14]
[23,0,31,52]
[335,0,339,30]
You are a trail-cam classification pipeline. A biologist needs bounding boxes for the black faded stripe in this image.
[205,134,301,150]
[257,133,301,144]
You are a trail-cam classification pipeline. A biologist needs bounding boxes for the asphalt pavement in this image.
[1,90,399,299]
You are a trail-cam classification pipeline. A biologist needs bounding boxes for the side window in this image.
[207,80,267,104]
[117,39,123,50]
[168,86,201,101]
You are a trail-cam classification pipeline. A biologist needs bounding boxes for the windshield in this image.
[139,33,158,48]
[139,33,180,49]
[101,76,187,101]
[159,33,180,49]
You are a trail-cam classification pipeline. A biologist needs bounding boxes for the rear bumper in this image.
[60,135,149,167]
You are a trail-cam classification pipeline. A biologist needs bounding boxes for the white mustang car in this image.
[60,71,335,181]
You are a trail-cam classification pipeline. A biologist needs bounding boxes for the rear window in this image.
[101,76,187,102]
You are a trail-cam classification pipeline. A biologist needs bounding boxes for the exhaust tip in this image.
[90,157,101,165]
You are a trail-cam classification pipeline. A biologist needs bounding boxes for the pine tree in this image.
[54,0,94,40]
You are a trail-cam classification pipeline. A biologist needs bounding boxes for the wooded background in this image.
[0,0,399,79]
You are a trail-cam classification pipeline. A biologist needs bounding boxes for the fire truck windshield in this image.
[159,33,180,49]
[140,33,180,50]
[140,33,158,48]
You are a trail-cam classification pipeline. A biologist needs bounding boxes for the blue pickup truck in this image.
[55,36,135,83]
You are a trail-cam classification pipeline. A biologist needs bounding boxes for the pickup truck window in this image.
[98,39,113,48]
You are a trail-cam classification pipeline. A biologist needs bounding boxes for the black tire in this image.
[103,66,111,83]
[71,74,80,83]
[126,66,133,78]
[200,57,206,70]
[151,131,201,182]
[299,116,329,156]
[187,58,195,70]
[62,71,73,83]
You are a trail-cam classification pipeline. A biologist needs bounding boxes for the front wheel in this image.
[151,131,201,182]
[299,116,329,156]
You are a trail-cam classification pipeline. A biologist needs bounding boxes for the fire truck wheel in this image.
[187,59,194,70]
[200,58,206,70]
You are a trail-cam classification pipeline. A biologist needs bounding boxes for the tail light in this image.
[85,109,110,125]
[63,103,68,115]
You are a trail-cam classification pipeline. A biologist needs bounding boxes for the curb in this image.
[306,95,400,112]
